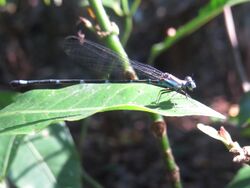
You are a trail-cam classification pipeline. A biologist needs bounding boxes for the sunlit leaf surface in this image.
[0,83,225,134]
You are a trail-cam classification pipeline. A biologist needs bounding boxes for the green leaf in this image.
[8,122,82,188]
[43,0,51,6]
[0,91,18,109]
[0,135,23,181]
[197,123,222,140]
[238,92,250,125]
[148,0,250,64]
[0,83,225,135]
[227,166,250,188]
[0,91,23,180]
[0,0,6,6]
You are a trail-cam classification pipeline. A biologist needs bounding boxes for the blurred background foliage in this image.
[1,0,250,187]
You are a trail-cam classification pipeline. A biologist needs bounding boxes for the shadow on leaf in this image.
[146,100,174,110]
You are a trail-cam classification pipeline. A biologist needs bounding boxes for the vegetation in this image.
[0,0,250,187]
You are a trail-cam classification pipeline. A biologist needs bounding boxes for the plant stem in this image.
[82,168,104,188]
[121,0,140,46]
[87,1,182,187]
[88,0,137,79]
[148,0,250,65]
[130,0,141,16]
[120,0,139,46]
[120,0,132,46]
[150,114,182,188]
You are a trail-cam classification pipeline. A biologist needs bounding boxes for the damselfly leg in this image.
[154,88,172,104]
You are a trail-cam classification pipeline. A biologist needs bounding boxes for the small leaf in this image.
[197,124,242,154]
[227,166,250,188]
[0,83,225,134]
[238,92,250,125]
[197,124,235,146]
[197,123,221,140]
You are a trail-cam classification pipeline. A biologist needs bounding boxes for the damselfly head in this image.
[184,76,196,91]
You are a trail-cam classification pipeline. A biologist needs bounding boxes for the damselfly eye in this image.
[185,76,196,91]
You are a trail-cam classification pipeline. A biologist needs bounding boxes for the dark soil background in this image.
[1,0,250,187]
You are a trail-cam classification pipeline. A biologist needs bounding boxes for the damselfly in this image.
[10,35,196,96]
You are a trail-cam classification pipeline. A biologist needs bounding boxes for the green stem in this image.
[82,168,104,188]
[120,0,132,46]
[150,114,183,188]
[120,0,141,46]
[88,0,137,79]
[147,0,250,64]
[80,121,103,188]
[121,17,132,46]
[87,1,182,187]
[130,0,141,15]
